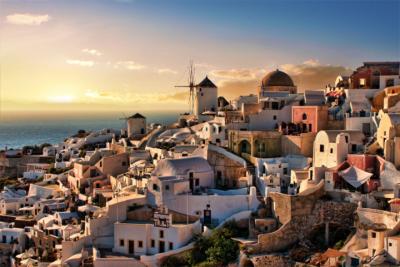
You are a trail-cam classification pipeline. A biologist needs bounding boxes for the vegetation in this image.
[22,143,52,155]
[73,129,89,138]
[0,177,18,190]
[162,221,244,267]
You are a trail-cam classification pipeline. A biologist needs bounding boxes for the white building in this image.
[113,207,201,256]
[195,76,218,121]
[313,130,365,168]
[385,236,400,265]
[254,155,310,196]
[127,113,147,137]
[150,157,214,197]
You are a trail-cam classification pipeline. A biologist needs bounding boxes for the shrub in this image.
[161,255,189,267]
[189,224,240,266]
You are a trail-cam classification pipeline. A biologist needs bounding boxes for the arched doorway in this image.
[239,140,251,155]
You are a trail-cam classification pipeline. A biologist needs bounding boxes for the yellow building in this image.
[377,113,400,168]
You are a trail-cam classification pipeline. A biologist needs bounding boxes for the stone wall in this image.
[251,255,295,267]
[247,182,357,254]
[281,133,316,157]
[207,148,247,188]
[327,120,345,130]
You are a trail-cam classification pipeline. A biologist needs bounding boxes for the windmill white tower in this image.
[175,61,218,121]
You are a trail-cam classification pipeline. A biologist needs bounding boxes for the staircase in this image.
[245,160,256,186]
[244,160,266,207]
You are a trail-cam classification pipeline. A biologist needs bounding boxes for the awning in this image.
[339,166,373,188]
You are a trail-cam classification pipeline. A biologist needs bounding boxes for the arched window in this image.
[302,113,307,120]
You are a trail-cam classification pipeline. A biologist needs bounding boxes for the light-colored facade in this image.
[194,77,218,121]
[377,113,400,168]
[113,220,201,256]
[313,130,365,168]
[385,236,400,264]
[127,113,147,137]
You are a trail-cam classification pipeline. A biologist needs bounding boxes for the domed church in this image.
[259,69,297,97]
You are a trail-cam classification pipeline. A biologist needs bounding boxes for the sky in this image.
[0,0,399,119]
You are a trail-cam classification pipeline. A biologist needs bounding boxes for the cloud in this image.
[281,59,352,90]
[6,13,50,26]
[157,68,178,75]
[114,61,146,70]
[66,59,94,67]
[214,59,352,99]
[158,91,188,102]
[195,62,217,69]
[211,68,264,80]
[82,49,102,56]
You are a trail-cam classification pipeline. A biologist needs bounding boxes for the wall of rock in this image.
[246,183,357,254]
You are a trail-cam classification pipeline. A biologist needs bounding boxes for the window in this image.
[195,179,199,186]
[273,115,277,120]
[160,230,164,238]
[120,239,124,246]
[122,161,127,166]
[371,232,376,238]
[153,184,159,191]
[389,242,393,247]
[360,78,366,86]
[206,204,210,208]
[345,136,349,143]
[169,242,173,250]
[99,161,102,168]
[138,241,143,248]
[283,168,288,175]
[165,185,170,191]
[330,148,333,154]
[352,144,357,152]
[151,239,155,247]
[201,93,204,96]
[320,144,325,152]
[302,113,307,120]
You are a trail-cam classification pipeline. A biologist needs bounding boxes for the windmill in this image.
[119,112,129,136]
[175,61,196,114]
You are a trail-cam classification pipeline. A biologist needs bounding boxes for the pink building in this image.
[292,106,328,133]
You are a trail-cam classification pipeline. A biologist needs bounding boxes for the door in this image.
[203,209,212,225]
[128,240,134,254]
[189,172,194,191]
[159,241,165,253]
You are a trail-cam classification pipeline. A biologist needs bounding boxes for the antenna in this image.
[119,112,129,121]
[175,61,196,114]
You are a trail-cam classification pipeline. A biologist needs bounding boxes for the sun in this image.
[47,95,75,103]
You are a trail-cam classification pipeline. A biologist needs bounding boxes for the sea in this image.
[0,111,181,149]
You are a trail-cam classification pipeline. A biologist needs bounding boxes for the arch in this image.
[302,113,307,120]
[239,140,251,155]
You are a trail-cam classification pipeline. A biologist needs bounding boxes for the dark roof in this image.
[197,76,217,88]
[129,113,146,119]
[261,69,294,87]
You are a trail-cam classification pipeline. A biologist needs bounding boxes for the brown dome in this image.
[261,69,294,87]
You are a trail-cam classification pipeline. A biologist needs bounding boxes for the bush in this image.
[161,255,189,267]
[189,224,240,266]
[206,228,239,265]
